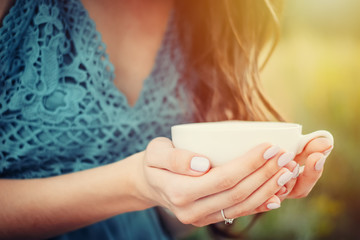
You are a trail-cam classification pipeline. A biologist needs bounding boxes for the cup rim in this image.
[172,121,301,131]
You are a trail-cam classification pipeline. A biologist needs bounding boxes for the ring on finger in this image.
[221,209,234,225]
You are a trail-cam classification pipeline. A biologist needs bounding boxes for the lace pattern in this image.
[0,0,194,178]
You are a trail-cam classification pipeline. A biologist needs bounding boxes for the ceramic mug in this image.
[171,121,334,166]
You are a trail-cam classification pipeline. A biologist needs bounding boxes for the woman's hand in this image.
[135,137,299,226]
[280,137,333,199]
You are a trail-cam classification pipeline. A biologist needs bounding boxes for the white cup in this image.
[171,121,334,167]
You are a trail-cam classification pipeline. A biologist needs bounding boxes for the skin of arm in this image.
[0,152,151,240]
[0,138,296,239]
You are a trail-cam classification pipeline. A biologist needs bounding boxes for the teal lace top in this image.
[0,0,195,239]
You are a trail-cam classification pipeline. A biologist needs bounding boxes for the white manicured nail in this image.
[292,164,300,178]
[277,170,293,186]
[323,146,333,157]
[299,165,305,175]
[267,203,281,210]
[315,155,326,171]
[277,152,295,167]
[191,157,210,172]
[263,145,280,160]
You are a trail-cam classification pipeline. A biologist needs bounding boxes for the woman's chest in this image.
[0,67,192,179]
[0,0,194,178]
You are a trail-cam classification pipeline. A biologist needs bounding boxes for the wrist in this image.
[117,151,156,211]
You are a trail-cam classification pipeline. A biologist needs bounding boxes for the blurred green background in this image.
[186,0,360,239]
[256,0,360,239]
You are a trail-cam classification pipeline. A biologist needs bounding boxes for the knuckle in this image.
[247,159,261,171]
[240,209,252,216]
[169,155,179,172]
[146,137,170,151]
[146,137,160,150]
[145,139,162,164]
[145,137,173,167]
[168,190,188,207]
[176,212,195,225]
[264,186,277,197]
[233,207,245,217]
[229,190,246,203]
[308,152,324,161]
[143,153,153,166]
[263,165,277,179]
[216,175,235,190]
[169,149,183,172]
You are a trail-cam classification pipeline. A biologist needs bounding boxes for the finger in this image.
[151,143,282,211]
[224,168,293,218]
[226,195,282,223]
[283,160,298,174]
[277,161,299,199]
[277,178,297,201]
[145,137,210,176]
[256,195,282,212]
[275,186,287,196]
[149,143,292,214]
[196,168,293,225]
[192,154,296,214]
[287,152,326,199]
[179,143,281,201]
[172,154,298,226]
[295,137,333,165]
[192,195,281,227]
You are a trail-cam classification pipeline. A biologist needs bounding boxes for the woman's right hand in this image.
[135,137,299,227]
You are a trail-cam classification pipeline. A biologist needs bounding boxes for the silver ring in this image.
[221,209,234,225]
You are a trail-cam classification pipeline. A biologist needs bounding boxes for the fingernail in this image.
[292,164,300,178]
[191,157,210,172]
[279,189,289,197]
[278,152,295,167]
[299,165,305,175]
[287,160,297,169]
[277,170,293,186]
[267,203,281,210]
[277,186,287,195]
[315,155,326,171]
[323,146,333,157]
[263,145,280,160]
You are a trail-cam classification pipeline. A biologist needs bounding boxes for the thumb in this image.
[145,137,211,176]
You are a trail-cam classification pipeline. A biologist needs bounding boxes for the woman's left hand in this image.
[278,137,333,199]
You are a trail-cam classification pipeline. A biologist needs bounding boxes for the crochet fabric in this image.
[0,0,194,179]
[0,1,195,239]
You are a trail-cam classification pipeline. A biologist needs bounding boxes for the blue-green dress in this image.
[0,0,195,239]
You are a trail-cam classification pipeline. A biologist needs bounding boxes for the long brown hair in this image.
[174,0,284,238]
[175,0,284,123]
